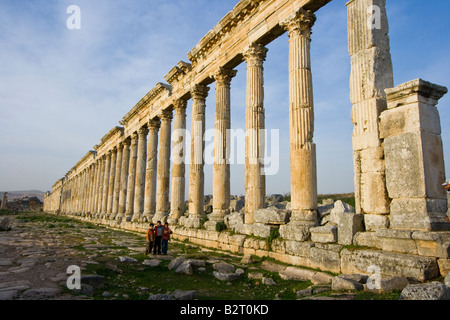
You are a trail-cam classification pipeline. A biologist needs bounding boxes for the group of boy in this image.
[145,221,173,255]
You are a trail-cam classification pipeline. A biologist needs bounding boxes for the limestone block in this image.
[236,223,254,236]
[271,238,286,254]
[310,226,337,244]
[279,267,316,281]
[376,229,418,255]
[437,259,450,277]
[284,241,313,258]
[384,132,446,200]
[360,172,390,214]
[338,212,364,245]
[254,207,290,225]
[390,198,449,231]
[279,223,310,242]
[411,231,450,258]
[328,200,355,225]
[364,276,409,294]
[224,212,244,230]
[229,199,244,213]
[364,214,390,231]
[360,147,385,173]
[310,245,341,274]
[379,104,442,139]
[353,232,382,249]
[252,223,277,238]
[400,282,450,300]
[340,249,439,282]
[331,275,364,291]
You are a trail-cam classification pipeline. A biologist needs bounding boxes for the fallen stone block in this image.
[175,261,193,276]
[213,271,240,282]
[172,289,196,300]
[310,225,337,244]
[400,282,450,300]
[331,275,364,291]
[254,207,290,225]
[168,256,186,271]
[213,262,235,274]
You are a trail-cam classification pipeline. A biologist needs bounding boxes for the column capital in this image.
[160,109,173,121]
[280,8,316,38]
[191,84,210,100]
[148,118,161,130]
[243,43,268,67]
[122,138,131,147]
[138,126,150,137]
[173,98,188,111]
[130,132,139,146]
[213,67,238,87]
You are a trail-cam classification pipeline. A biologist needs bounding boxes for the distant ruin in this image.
[44,0,449,281]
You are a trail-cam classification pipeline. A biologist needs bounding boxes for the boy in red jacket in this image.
[162,223,173,255]
[145,223,155,255]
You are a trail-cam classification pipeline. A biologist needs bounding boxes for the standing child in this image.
[145,223,155,255]
[154,221,164,255]
[162,223,173,255]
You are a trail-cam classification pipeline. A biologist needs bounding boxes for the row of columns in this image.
[60,9,318,229]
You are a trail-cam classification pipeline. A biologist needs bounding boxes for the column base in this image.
[290,209,319,226]
[184,215,205,229]
[279,222,313,242]
[152,212,169,224]
[142,213,155,223]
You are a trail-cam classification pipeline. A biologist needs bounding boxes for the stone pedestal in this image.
[381,79,448,231]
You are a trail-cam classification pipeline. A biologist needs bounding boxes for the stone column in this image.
[243,43,267,224]
[117,139,131,219]
[281,9,318,228]
[154,110,173,224]
[380,79,449,231]
[111,143,123,218]
[96,157,105,215]
[187,84,209,228]
[2,192,7,209]
[88,163,95,214]
[347,0,393,220]
[208,67,237,229]
[143,119,161,221]
[126,132,139,220]
[107,148,117,216]
[132,127,149,222]
[101,151,112,216]
[90,161,99,214]
[169,99,188,224]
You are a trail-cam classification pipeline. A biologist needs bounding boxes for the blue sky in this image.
[0,0,449,197]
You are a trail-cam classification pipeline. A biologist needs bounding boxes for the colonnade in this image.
[47,7,320,231]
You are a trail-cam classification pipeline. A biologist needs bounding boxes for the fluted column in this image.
[88,163,95,214]
[243,43,267,224]
[101,151,112,215]
[132,127,149,221]
[91,161,99,214]
[143,119,161,221]
[187,84,209,228]
[154,110,173,223]
[210,68,237,224]
[111,143,123,217]
[169,99,188,224]
[106,148,117,216]
[96,157,105,215]
[281,9,318,226]
[126,132,139,220]
[118,139,131,219]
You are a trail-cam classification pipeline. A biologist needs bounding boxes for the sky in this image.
[0,0,449,198]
